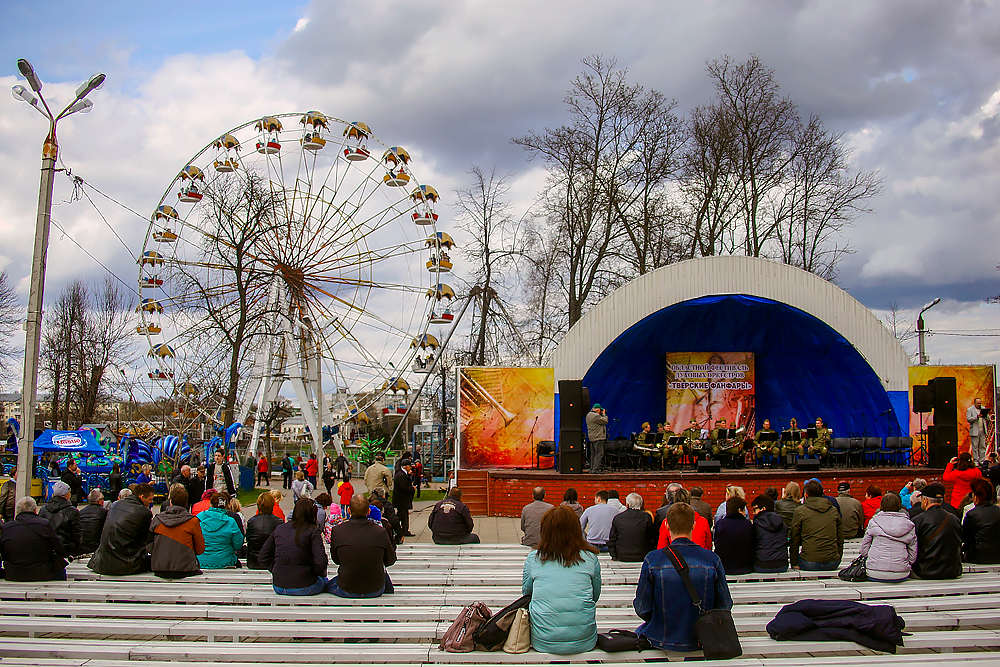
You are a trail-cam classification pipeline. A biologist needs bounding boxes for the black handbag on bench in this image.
[663,545,742,660]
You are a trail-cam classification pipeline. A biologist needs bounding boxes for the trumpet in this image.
[460,371,516,427]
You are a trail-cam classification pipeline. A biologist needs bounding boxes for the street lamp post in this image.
[12,59,105,500]
[916,297,942,366]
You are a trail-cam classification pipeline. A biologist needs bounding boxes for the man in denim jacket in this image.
[634,502,733,652]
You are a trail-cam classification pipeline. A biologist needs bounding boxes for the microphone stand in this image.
[526,416,539,469]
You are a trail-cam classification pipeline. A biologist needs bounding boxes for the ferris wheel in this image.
[135,112,458,454]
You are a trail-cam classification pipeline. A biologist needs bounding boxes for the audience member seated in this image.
[267,490,286,522]
[944,452,983,508]
[774,482,801,527]
[860,492,916,582]
[836,481,865,539]
[328,494,397,598]
[714,485,745,525]
[635,502,733,653]
[89,483,154,575]
[899,478,926,510]
[148,485,204,579]
[0,497,67,581]
[608,492,654,562]
[226,497,245,535]
[367,487,401,544]
[912,482,963,579]
[790,479,843,571]
[523,505,602,654]
[653,483,682,534]
[861,484,882,530]
[751,495,788,573]
[39,481,82,557]
[606,489,626,513]
[314,493,332,527]
[78,489,108,555]
[962,478,1000,564]
[689,486,714,528]
[521,486,554,548]
[428,488,480,544]
[560,487,584,518]
[657,487,711,549]
[714,497,754,574]
[580,490,620,551]
[258,498,331,595]
[197,492,244,570]
[192,489,214,515]
[246,491,283,569]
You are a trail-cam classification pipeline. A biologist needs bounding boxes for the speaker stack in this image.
[927,376,958,467]
[558,380,585,473]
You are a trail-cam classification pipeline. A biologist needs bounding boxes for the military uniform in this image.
[783,426,805,457]
[808,426,832,459]
[660,429,679,468]
[684,425,705,463]
[755,427,779,461]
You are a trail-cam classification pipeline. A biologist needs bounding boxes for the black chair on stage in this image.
[847,437,864,467]
[828,438,851,468]
[880,436,913,466]
[536,441,555,470]
[863,437,882,466]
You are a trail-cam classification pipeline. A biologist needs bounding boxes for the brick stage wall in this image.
[459,468,945,517]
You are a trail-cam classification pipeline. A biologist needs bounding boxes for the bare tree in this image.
[76,278,133,424]
[0,270,20,385]
[520,223,567,364]
[257,397,293,465]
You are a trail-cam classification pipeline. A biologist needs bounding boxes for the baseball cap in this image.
[922,482,946,501]
[593,403,602,410]
[837,482,850,492]
[52,481,71,497]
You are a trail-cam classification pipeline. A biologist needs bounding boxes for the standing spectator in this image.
[329,494,397,598]
[790,480,843,571]
[281,455,294,490]
[78,489,108,555]
[108,462,123,500]
[393,462,415,537]
[1,466,16,522]
[774,482,801,527]
[606,489,626,512]
[859,492,916,582]
[689,486,714,529]
[305,453,319,487]
[635,502,733,652]
[751,495,788,573]
[962,478,1000,564]
[314,492,332,527]
[411,456,423,499]
[428,488,479,544]
[259,498,331,595]
[256,455,270,487]
[322,463,336,496]
[714,497,754,574]
[89,483,154,575]
[944,453,983,508]
[39,481,82,556]
[364,452,392,496]
[394,450,413,472]
[522,505,602,654]
[207,449,237,495]
[586,404,609,473]
[861,485,883,530]
[657,488,711,550]
[335,452,349,480]
[579,490,620,551]
[60,459,85,506]
[0,497,67,581]
[911,482,963,579]
[148,485,204,579]
[246,491,283,569]
[559,487,584,518]
[337,473,354,517]
[899,478,926,510]
[197,492,244,569]
[189,466,207,504]
[835,482,864,539]
[292,471,314,503]
[520,487,554,548]
[608,493,654,562]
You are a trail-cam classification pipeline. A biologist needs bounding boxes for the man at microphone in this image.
[587,404,609,473]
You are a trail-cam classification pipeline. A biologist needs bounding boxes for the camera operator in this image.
[587,404,609,473]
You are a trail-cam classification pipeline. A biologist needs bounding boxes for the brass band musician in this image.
[684,419,706,462]
[660,421,679,467]
[711,418,741,464]
[754,419,780,462]
[782,418,805,458]
[808,417,832,460]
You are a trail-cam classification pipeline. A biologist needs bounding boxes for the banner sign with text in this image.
[665,352,756,434]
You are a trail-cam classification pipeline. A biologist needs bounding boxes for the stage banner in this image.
[458,367,555,469]
[908,365,996,457]
[665,352,756,434]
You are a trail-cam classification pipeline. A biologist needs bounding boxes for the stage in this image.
[456,466,945,517]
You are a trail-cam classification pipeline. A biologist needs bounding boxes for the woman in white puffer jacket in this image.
[859,492,917,582]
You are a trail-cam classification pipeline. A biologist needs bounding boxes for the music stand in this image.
[805,427,818,439]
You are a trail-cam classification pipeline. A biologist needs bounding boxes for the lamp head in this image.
[11,84,39,107]
[16,59,42,92]
[65,98,94,115]
[74,72,106,100]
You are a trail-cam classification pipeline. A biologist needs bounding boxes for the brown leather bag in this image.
[439,602,491,652]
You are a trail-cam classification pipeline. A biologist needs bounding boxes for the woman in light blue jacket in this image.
[522,504,602,654]
[197,492,244,569]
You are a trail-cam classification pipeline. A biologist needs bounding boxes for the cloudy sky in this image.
[1,0,998,392]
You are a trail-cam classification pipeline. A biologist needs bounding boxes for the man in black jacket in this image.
[60,459,85,506]
[88,483,154,575]
[171,466,195,508]
[392,462,415,537]
[0,497,67,581]
[39,481,82,557]
[608,492,654,561]
[428,488,479,544]
[206,450,237,495]
[912,482,963,579]
[329,494,397,597]
[77,489,108,555]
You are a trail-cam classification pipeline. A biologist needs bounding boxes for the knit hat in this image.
[52,481,71,497]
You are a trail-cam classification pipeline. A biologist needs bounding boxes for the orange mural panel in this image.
[458,367,555,469]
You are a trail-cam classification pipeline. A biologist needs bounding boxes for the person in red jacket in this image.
[337,473,355,517]
[944,452,983,508]
[256,455,270,487]
[656,487,711,550]
[305,453,319,487]
[861,484,882,529]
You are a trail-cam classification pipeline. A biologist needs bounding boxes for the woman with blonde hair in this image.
[292,470,314,504]
[522,505,602,654]
[268,490,286,522]
[774,481,801,527]
[714,485,745,525]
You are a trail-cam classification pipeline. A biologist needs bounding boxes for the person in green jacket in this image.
[522,504,602,654]
[196,492,244,569]
[790,479,844,571]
